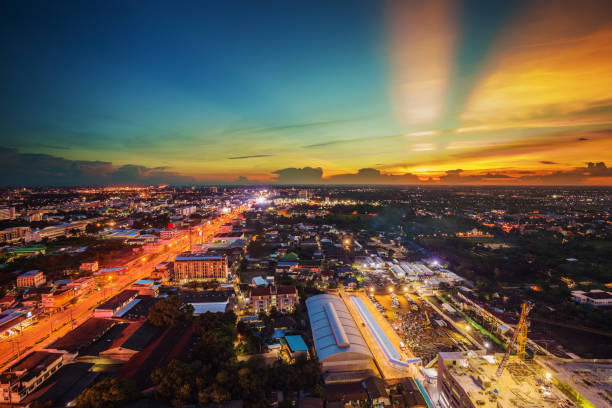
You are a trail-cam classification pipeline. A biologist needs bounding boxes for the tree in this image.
[76,379,138,408]
[147,296,194,328]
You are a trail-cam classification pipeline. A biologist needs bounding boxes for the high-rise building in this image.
[174,253,228,282]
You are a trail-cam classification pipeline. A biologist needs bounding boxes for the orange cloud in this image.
[462,0,612,129]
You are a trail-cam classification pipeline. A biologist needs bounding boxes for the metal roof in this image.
[306,294,371,362]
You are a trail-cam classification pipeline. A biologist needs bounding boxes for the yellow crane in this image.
[496,301,533,377]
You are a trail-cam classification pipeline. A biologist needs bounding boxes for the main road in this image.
[0,208,245,370]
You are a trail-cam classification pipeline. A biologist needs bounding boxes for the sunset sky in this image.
[1,0,611,185]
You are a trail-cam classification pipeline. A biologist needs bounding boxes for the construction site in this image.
[438,352,577,408]
[373,291,477,366]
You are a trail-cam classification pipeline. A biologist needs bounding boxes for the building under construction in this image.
[437,351,577,408]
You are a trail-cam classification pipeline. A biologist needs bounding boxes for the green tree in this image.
[147,296,194,328]
[76,379,138,408]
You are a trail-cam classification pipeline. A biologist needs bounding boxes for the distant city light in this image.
[221,207,230,214]
[255,196,267,204]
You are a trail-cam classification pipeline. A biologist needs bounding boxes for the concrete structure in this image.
[0,351,63,403]
[250,285,298,313]
[16,270,46,288]
[306,294,373,379]
[437,352,573,408]
[571,290,612,307]
[174,253,228,282]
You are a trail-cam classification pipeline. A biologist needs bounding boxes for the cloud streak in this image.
[227,154,272,160]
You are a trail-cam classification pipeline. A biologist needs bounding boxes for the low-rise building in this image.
[131,280,159,297]
[250,285,298,313]
[79,261,99,272]
[0,351,63,403]
[65,277,95,296]
[16,270,46,288]
[160,229,179,239]
[94,290,139,318]
[41,287,77,311]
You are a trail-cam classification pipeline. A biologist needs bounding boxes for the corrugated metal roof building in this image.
[306,294,373,377]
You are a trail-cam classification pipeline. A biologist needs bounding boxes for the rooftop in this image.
[96,289,138,311]
[285,335,308,352]
[306,294,371,362]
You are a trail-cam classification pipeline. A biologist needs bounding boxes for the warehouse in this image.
[306,294,374,381]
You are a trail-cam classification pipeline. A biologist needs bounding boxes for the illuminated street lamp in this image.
[343,239,351,246]
[141,257,147,262]
[465,325,471,332]
[403,286,408,292]
[388,287,394,293]
[369,286,374,292]
[484,341,490,349]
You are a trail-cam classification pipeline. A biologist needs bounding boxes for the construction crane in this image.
[496,301,533,377]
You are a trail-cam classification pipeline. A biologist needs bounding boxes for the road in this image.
[0,209,244,370]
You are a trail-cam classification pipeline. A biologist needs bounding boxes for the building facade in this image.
[250,285,299,313]
[174,253,228,282]
[16,270,46,288]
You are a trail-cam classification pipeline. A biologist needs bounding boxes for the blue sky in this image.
[1,0,611,185]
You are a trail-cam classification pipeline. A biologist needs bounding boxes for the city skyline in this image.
[2,0,612,186]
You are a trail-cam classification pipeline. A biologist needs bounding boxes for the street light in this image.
[484,341,490,349]
[403,286,408,292]
[388,287,394,293]
[465,325,471,332]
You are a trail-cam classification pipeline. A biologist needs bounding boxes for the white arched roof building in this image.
[306,294,372,374]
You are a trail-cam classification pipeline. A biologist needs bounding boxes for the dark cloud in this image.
[540,161,558,165]
[227,154,272,160]
[326,168,421,184]
[0,147,194,186]
[272,167,324,184]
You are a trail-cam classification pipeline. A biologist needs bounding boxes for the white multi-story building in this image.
[571,290,612,307]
